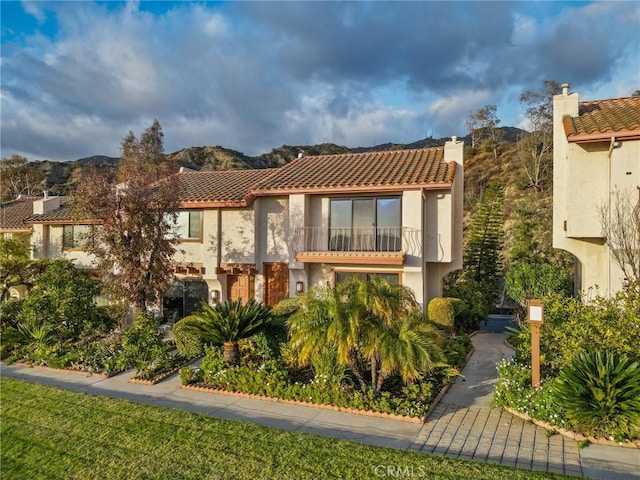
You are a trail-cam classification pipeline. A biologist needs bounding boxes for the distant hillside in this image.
[3,125,555,274]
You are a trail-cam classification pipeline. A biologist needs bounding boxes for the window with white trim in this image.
[170,211,202,240]
[62,225,91,249]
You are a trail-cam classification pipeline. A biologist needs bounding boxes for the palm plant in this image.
[288,282,368,390]
[178,298,272,366]
[357,278,444,393]
[288,277,445,393]
[554,349,640,439]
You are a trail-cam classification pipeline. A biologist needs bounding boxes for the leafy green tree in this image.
[505,261,572,308]
[0,236,48,303]
[0,155,44,201]
[19,259,105,339]
[72,120,180,313]
[178,298,272,366]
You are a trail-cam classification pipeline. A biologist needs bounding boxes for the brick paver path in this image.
[409,333,583,477]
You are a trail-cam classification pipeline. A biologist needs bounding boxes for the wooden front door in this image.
[227,274,255,305]
[264,263,289,307]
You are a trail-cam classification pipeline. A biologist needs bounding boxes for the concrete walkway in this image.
[2,332,639,479]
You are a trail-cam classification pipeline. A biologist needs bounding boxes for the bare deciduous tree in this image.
[516,80,561,191]
[599,187,640,286]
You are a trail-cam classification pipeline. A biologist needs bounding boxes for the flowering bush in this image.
[494,358,570,430]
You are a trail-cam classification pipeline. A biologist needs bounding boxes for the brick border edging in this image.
[129,366,182,385]
[9,362,121,379]
[503,406,640,449]
[178,335,476,425]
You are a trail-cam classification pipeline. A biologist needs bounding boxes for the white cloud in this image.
[1,1,637,161]
[21,1,45,23]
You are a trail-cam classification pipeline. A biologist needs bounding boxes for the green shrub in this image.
[0,298,25,329]
[428,297,454,333]
[443,334,472,368]
[172,319,203,358]
[554,350,640,440]
[494,359,570,430]
[117,315,172,374]
[310,345,347,383]
[505,261,572,309]
[271,297,300,319]
[509,289,640,375]
[447,297,467,319]
[180,366,203,385]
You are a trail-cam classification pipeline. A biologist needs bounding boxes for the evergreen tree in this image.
[463,182,504,304]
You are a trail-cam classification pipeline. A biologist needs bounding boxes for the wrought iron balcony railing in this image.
[292,226,422,256]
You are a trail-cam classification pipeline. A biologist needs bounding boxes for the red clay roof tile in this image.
[176,169,278,206]
[252,147,455,194]
[564,96,640,142]
[0,197,38,231]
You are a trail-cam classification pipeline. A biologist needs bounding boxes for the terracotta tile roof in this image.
[0,197,38,232]
[176,169,279,207]
[252,147,456,194]
[23,197,73,224]
[563,96,640,142]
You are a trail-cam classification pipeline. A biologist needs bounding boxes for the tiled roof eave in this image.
[252,182,453,197]
[24,218,97,225]
[566,129,640,143]
[177,199,252,209]
[0,227,31,233]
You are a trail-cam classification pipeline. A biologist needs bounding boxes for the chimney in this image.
[33,195,60,215]
[451,136,458,143]
[562,83,570,96]
[297,152,304,159]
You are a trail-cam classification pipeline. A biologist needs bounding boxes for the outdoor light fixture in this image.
[296,281,304,294]
[211,290,221,301]
[527,299,544,388]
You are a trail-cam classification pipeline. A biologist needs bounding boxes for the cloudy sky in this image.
[1,1,638,162]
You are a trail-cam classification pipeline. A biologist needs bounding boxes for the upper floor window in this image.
[335,271,399,285]
[63,225,91,249]
[329,196,401,252]
[170,211,202,240]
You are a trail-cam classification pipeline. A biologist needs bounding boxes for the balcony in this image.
[291,227,422,266]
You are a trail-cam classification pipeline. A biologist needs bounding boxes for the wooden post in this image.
[527,299,544,388]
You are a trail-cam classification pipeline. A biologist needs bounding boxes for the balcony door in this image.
[329,197,400,252]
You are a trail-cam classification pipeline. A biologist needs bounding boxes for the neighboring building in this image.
[23,140,464,314]
[0,195,39,240]
[0,195,41,299]
[553,84,640,297]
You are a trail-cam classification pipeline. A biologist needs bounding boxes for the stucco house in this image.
[553,84,640,297]
[1,196,38,240]
[23,139,464,314]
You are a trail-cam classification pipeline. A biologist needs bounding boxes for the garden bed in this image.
[130,356,199,385]
[504,407,640,449]
[182,383,426,423]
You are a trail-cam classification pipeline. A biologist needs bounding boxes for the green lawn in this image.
[1,377,570,480]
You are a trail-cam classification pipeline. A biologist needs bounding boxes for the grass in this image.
[1,377,571,480]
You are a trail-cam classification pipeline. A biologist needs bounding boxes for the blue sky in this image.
[1,1,638,161]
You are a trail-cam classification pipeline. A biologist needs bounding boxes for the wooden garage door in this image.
[227,274,255,305]
[264,263,289,307]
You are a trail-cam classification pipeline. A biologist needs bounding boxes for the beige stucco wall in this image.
[553,88,640,297]
[30,224,95,269]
